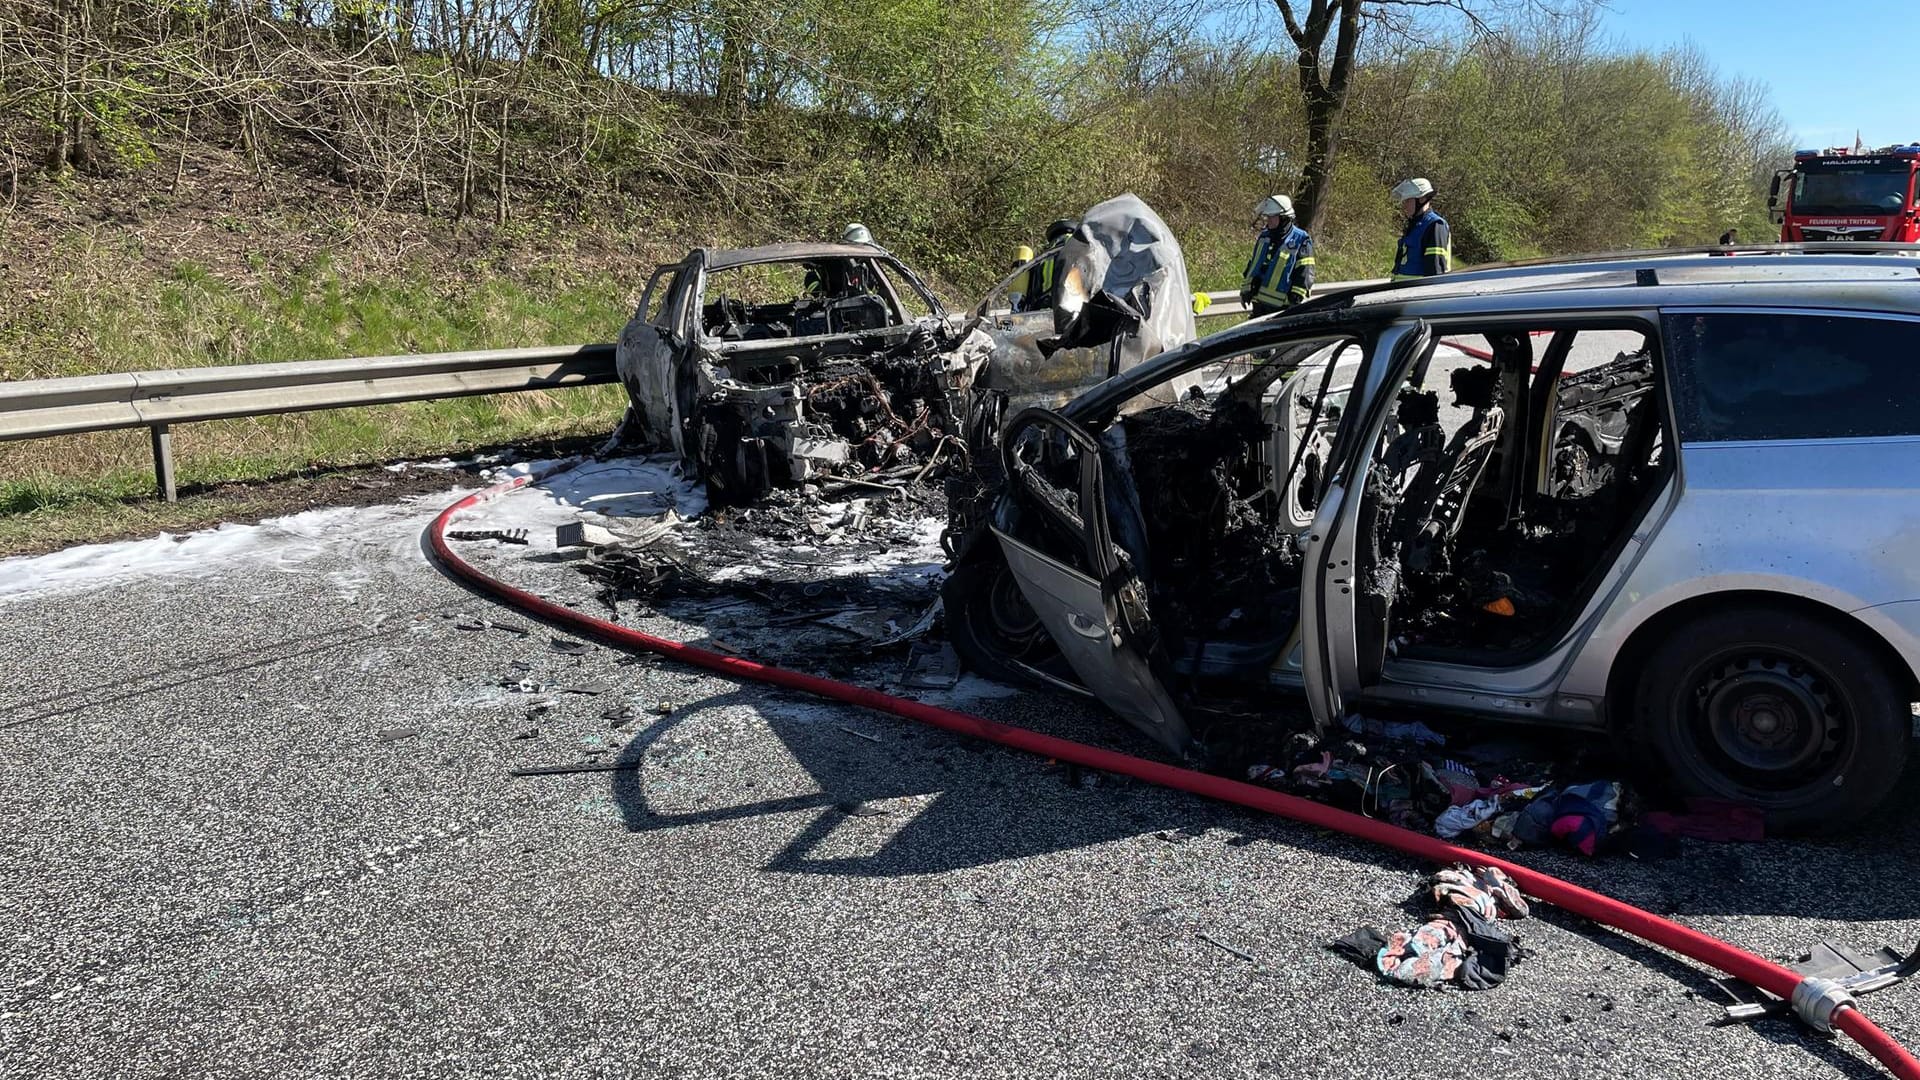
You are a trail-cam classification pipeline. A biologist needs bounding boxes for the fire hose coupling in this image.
[1792,976,1859,1033]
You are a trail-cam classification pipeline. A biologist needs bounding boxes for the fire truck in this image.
[1769,143,1920,242]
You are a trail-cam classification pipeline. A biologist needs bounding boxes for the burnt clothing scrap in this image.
[1449,905,1521,991]
[1507,781,1621,855]
[1377,918,1466,987]
[1333,863,1530,992]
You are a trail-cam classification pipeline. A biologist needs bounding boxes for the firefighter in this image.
[1023,218,1077,310]
[1239,194,1315,316]
[1389,178,1451,280]
[804,223,878,297]
[1007,245,1036,310]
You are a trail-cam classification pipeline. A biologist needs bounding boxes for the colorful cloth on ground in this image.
[1434,797,1504,839]
[1376,918,1465,987]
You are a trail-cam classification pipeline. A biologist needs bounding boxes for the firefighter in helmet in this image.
[1389,178,1451,280]
[1239,194,1315,317]
[803,223,880,299]
[1022,218,1077,311]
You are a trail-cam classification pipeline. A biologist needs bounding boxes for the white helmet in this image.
[842,222,874,245]
[1255,194,1294,218]
[1392,177,1434,202]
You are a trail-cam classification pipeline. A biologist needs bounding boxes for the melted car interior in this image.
[700,259,900,348]
[1000,319,1675,698]
[1370,323,1671,666]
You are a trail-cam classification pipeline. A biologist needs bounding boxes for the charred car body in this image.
[611,195,1199,504]
[945,247,1920,830]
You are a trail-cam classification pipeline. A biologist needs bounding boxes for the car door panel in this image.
[994,527,1193,754]
[1299,321,1433,733]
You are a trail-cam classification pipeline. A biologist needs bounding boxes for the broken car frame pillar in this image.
[149,423,176,502]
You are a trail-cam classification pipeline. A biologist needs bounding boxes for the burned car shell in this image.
[615,196,1200,502]
[982,247,1920,829]
[613,242,982,501]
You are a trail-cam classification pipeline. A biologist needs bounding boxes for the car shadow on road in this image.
[604,684,1224,877]
[598,675,1920,924]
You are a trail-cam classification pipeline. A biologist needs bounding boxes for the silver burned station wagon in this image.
[941,247,1920,830]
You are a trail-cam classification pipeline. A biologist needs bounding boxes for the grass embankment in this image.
[0,255,635,552]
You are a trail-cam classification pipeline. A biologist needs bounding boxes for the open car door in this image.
[1298,321,1435,732]
[990,407,1196,758]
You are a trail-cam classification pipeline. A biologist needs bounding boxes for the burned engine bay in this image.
[690,321,986,505]
[610,244,996,507]
[686,265,992,505]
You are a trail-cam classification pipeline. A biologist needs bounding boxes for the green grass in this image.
[0,254,637,533]
[0,244,876,551]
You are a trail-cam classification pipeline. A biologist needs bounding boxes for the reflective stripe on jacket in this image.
[1391,209,1452,280]
[1243,225,1316,308]
[1023,253,1060,309]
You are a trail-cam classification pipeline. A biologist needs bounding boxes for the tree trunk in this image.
[495,95,509,226]
[715,9,746,122]
[46,0,74,173]
[1284,0,1361,235]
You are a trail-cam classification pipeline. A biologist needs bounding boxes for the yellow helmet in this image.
[1015,244,1035,262]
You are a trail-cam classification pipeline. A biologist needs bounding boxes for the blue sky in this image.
[1592,0,1918,148]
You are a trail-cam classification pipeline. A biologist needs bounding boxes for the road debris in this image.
[376,727,423,741]
[510,761,641,777]
[900,641,961,689]
[1333,865,1529,991]
[1197,932,1260,965]
[839,726,882,743]
[447,528,529,544]
[455,617,531,636]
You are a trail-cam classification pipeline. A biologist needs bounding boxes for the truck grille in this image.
[1801,227,1886,241]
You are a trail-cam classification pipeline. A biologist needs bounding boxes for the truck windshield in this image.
[1793,165,1913,214]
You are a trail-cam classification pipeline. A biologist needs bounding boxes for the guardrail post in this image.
[149,423,177,502]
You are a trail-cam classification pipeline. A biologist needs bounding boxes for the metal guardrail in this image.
[0,279,1385,503]
[0,344,616,501]
[1194,278,1386,320]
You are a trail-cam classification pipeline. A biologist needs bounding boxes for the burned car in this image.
[945,247,1920,830]
[612,195,1199,504]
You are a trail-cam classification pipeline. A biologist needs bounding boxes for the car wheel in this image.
[1632,604,1910,833]
[943,557,1059,690]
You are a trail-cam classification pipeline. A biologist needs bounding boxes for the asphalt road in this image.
[6,476,1920,1079]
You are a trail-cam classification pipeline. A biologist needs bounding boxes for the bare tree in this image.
[1269,0,1360,233]
[1270,0,1515,233]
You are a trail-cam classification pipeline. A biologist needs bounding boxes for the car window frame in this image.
[1422,316,1664,504]
[635,266,675,328]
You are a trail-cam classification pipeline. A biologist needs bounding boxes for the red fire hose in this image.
[429,468,1920,1078]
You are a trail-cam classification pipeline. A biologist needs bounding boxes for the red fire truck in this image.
[1769,143,1920,242]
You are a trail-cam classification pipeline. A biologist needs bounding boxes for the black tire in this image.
[942,556,1059,690]
[1632,604,1911,833]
